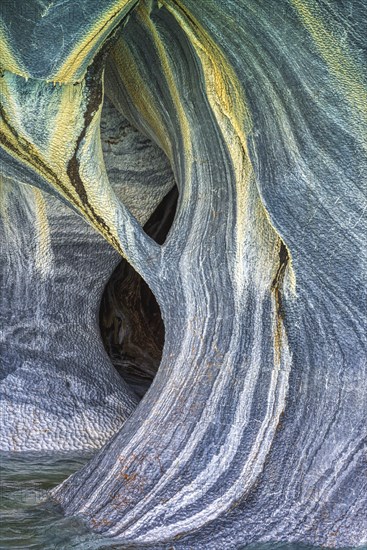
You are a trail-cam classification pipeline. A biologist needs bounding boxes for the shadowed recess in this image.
[99,186,178,398]
[0,0,366,548]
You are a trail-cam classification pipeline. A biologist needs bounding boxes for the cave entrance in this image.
[99,187,178,398]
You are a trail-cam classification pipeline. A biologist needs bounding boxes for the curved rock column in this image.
[53,2,367,547]
[0,95,175,450]
[52,1,294,542]
[1,0,366,547]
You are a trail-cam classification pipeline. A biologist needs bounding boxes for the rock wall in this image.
[0,0,366,547]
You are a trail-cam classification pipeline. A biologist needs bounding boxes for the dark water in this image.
[0,453,365,550]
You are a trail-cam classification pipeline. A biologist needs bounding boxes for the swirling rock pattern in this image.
[0,96,175,449]
[0,0,366,548]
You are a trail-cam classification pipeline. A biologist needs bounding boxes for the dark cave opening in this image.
[99,186,178,398]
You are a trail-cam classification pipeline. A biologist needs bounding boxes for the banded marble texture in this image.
[0,96,175,449]
[1,0,366,548]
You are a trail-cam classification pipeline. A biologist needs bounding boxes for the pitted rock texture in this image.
[0,97,175,450]
[0,0,366,547]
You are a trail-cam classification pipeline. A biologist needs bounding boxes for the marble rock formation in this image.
[0,0,366,548]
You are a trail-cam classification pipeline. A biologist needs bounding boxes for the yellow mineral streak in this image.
[111,39,173,160]
[51,0,138,83]
[136,3,193,204]
[162,1,295,366]
[291,0,367,128]
[0,77,80,209]
[47,82,85,172]
[137,5,191,152]
[162,1,276,290]
[0,28,30,78]
[0,76,121,254]
[0,74,21,130]
[33,188,53,277]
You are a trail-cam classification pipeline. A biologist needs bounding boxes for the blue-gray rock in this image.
[0,0,366,547]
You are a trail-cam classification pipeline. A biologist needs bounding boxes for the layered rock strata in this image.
[0,0,366,547]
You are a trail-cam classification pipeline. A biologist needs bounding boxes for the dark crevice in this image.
[271,239,289,363]
[271,239,289,321]
[99,186,178,398]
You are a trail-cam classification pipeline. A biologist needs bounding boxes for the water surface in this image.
[0,453,364,550]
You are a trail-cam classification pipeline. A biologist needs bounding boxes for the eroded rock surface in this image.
[0,0,366,547]
[0,97,175,450]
